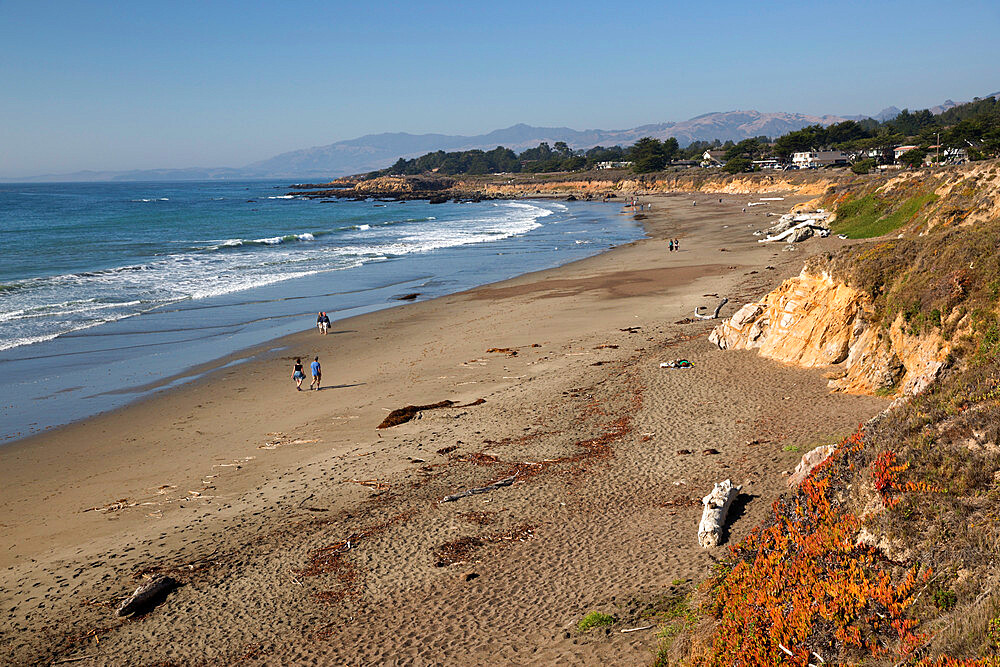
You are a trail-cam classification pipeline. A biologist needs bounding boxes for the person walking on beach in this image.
[320,312,330,335]
[292,358,305,391]
[674,238,680,251]
[310,356,322,390]
[668,239,674,252]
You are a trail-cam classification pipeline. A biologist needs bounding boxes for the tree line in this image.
[373,96,1000,178]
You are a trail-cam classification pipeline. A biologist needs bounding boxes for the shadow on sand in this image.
[314,382,366,391]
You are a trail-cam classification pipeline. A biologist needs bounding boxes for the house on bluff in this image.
[700,150,727,167]
[791,150,849,168]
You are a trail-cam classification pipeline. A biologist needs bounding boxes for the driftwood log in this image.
[694,297,729,320]
[377,398,485,429]
[115,575,177,617]
[377,401,454,429]
[440,474,517,503]
[697,480,741,548]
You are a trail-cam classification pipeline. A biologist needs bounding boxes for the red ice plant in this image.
[697,429,935,665]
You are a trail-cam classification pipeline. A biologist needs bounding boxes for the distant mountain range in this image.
[8,93,997,182]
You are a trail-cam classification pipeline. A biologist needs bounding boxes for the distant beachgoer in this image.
[310,356,321,390]
[674,238,680,251]
[692,201,697,206]
[292,358,305,391]
[316,312,325,334]
[320,312,330,335]
[668,239,675,252]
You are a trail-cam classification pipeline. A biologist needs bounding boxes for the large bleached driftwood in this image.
[694,297,729,320]
[698,480,741,548]
[115,575,177,617]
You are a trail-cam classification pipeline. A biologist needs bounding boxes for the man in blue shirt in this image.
[310,356,321,390]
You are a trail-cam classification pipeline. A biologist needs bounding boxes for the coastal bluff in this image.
[709,268,950,397]
[290,169,844,201]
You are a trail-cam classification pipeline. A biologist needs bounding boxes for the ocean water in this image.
[0,181,642,442]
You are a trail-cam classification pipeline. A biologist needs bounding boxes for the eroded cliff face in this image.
[709,270,950,396]
[474,173,836,198]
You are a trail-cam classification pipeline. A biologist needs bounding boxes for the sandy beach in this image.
[1,193,887,665]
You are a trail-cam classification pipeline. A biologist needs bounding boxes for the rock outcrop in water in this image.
[709,269,951,397]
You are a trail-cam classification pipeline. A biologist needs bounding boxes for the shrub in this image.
[577,611,616,633]
[852,158,876,174]
[932,588,958,611]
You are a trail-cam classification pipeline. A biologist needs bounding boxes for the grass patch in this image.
[577,611,616,633]
[653,593,699,666]
[783,444,802,452]
[833,192,938,238]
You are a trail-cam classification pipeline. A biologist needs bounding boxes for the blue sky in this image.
[1,0,998,176]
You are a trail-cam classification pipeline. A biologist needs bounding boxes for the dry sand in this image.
[1,193,886,665]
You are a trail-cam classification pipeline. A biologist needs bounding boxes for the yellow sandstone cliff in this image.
[709,270,951,396]
[474,173,836,198]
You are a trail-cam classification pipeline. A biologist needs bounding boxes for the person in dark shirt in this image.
[292,358,305,391]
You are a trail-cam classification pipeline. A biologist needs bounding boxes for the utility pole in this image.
[936,131,940,164]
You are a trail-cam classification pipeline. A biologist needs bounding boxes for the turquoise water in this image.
[0,181,642,442]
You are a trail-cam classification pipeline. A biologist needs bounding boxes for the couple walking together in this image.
[295,311,330,390]
[292,356,322,391]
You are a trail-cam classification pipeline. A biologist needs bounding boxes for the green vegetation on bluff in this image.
[832,191,939,238]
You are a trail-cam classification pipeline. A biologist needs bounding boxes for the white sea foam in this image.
[267,195,295,199]
[0,308,27,323]
[0,333,61,351]
[5,299,144,321]
[185,270,322,300]
[357,224,370,230]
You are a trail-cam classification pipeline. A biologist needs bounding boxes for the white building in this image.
[892,145,920,162]
[923,146,968,166]
[791,150,849,168]
[595,161,633,170]
[701,150,727,167]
